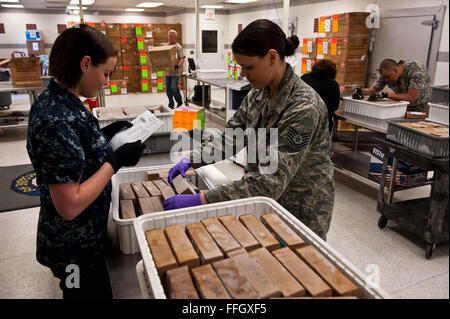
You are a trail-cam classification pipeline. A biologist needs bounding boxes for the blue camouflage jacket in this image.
[27,79,113,277]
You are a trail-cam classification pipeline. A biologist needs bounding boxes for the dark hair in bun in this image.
[232,19,299,60]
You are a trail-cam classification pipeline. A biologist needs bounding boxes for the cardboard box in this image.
[104,79,127,95]
[137,37,155,52]
[120,23,136,38]
[122,64,141,79]
[109,37,122,52]
[135,23,154,38]
[300,58,316,75]
[120,37,137,52]
[9,57,41,86]
[325,37,368,61]
[369,145,427,186]
[126,77,140,93]
[151,23,169,37]
[331,12,370,37]
[173,106,205,131]
[148,45,178,73]
[26,40,45,56]
[122,52,139,66]
[302,38,317,58]
[105,23,121,37]
[94,22,106,34]
[110,67,124,80]
[138,52,152,66]
[139,79,151,93]
[334,60,366,85]
[316,38,329,59]
[153,37,168,47]
[25,30,41,41]
[139,66,152,79]
[317,16,333,37]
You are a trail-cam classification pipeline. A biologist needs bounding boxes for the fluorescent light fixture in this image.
[201,5,224,9]
[136,2,163,8]
[126,8,145,11]
[1,4,24,8]
[67,5,88,10]
[0,0,20,3]
[69,0,95,5]
[225,0,259,3]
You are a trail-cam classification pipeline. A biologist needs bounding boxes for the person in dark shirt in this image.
[301,59,340,132]
[27,25,145,299]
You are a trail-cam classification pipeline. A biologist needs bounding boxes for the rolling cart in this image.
[374,137,448,259]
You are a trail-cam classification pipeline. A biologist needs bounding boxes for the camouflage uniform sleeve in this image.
[35,120,85,184]
[407,68,428,90]
[188,92,248,168]
[372,75,386,92]
[204,102,319,203]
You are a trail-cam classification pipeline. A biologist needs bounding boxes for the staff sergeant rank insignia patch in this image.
[286,127,310,152]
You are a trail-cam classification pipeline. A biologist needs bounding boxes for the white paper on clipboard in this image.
[109,111,164,151]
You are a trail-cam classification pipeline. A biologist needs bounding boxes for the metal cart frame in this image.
[374,137,449,259]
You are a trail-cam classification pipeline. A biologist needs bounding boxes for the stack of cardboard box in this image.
[301,12,370,93]
[100,22,183,94]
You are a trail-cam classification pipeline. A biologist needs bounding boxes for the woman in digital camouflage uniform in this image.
[165,19,335,240]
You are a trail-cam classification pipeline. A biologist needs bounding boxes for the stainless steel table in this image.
[182,73,242,108]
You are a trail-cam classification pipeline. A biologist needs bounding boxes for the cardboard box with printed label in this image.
[325,37,368,61]
[315,38,330,60]
[139,66,152,79]
[334,60,366,85]
[105,79,127,95]
[106,23,121,37]
[126,78,140,93]
[137,37,155,52]
[120,23,136,38]
[122,65,141,79]
[300,58,316,75]
[110,67,124,80]
[135,23,155,38]
[120,37,137,52]
[148,46,178,73]
[26,40,45,56]
[302,38,317,58]
[138,52,152,66]
[173,106,205,131]
[331,12,370,37]
[122,52,139,66]
[317,16,333,37]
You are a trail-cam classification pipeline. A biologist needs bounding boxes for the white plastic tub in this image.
[343,97,408,119]
[93,104,174,134]
[428,103,449,125]
[111,165,199,254]
[133,197,391,299]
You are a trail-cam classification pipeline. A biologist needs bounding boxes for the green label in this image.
[142,69,148,78]
[111,84,117,93]
[138,41,144,50]
[228,70,231,78]
[157,71,164,77]
[198,108,205,130]
[140,55,146,64]
[142,82,148,91]
[135,27,142,35]
[157,82,163,90]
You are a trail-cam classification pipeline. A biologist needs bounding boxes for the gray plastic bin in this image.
[143,133,174,154]
[386,119,449,158]
[431,85,449,105]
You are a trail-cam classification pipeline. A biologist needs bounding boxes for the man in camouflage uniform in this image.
[363,59,431,114]
[189,64,335,240]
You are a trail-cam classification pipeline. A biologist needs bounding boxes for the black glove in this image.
[106,140,145,173]
[381,92,389,99]
[368,93,382,101]
[352,88,364,100]
[174,65,180,71]
[101,121,133,141]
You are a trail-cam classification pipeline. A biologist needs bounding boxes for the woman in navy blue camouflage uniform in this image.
[27,25,145,299]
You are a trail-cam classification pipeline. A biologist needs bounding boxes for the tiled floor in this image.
[0,90,448,299]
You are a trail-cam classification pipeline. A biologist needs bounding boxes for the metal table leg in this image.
[387,157,398,204]
[353,125,359,151]
[202,83,205,108]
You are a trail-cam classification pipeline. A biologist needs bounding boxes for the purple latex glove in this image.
[168,157,192,185]
[163,193,202,211]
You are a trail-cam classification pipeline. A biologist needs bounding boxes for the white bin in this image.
[111,165,199,254]
[343,97,408,119]
[93,104,174,134]
[428,103,449,125]
[133,197,391,299]
[195,69,227,79]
